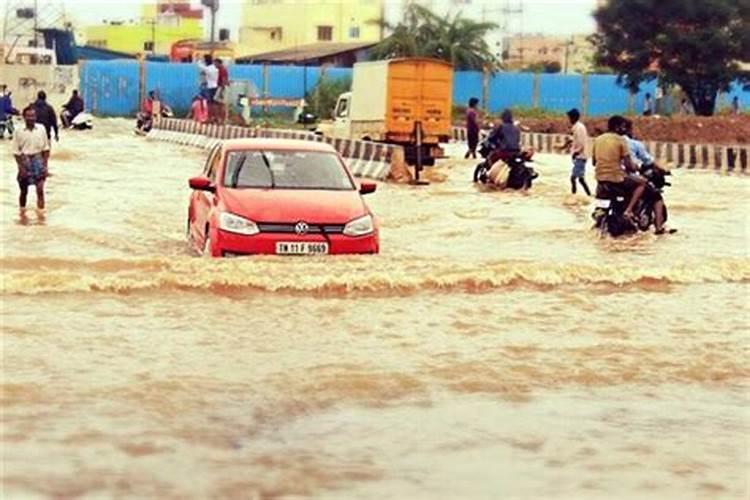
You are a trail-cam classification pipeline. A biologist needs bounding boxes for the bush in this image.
[305,76,352,119]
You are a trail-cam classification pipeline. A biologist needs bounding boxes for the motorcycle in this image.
[135,104,173,135]
[472,136,538,190]
[592,164,670,237]
[0,116,15,139]
[70,112,94,130]
[0,110,19,140]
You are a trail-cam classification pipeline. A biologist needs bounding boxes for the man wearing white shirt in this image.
[199,54,219,99]
[12,106,50,209]
[199,54,219,122]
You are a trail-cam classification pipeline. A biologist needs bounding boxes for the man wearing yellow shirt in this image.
[592,115,645,221]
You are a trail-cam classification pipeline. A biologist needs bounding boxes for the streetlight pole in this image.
[201,0,220,51]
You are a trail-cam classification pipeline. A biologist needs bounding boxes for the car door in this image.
[190,143,222,244]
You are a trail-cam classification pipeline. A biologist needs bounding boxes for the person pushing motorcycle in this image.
[592,115,645,223]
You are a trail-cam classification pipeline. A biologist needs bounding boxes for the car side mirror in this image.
[359,182,376,195]
[189,176,215,192]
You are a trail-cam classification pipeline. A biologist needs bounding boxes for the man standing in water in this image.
[464,97,480,159]
[32,91,59,142]
[12,106,50,210]
[198,54,219,123]
[565,108,591,196]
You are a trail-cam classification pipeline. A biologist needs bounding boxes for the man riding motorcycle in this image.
[474,109,537,189]
[0,87,19,140]
[621,119,676,234]
[486,109,521,163]
[592,115,645,222]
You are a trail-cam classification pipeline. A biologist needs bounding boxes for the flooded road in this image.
[2,119,749,499]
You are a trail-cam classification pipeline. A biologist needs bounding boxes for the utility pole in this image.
[563,35,574,74]
[33,0,38,46]
[3,0,65,48]
[201,0,219,47]
[498,0,523,69]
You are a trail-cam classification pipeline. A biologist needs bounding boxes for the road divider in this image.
[450,126,748,174]
[148,117,407,182]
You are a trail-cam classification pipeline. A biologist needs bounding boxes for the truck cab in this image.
[332,91,352,139]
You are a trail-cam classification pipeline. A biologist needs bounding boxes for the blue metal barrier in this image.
[80,61,750,118]
[488,73,534,112]
[538,74,582,113]
[80,60,140,116]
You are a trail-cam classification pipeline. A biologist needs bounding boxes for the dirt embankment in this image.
[517,115,750,145]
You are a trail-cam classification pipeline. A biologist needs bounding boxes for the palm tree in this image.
[369,4,499,71]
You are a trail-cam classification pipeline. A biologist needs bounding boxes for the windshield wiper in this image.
[259,150,276,189]
[231,153,248,188]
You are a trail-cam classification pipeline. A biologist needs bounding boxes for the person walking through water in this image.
[565,108,591,196]
[32,91,58,142]
[13,106,50,210]
[465,97,480,159]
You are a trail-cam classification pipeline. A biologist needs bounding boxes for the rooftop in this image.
[236,42,376,64]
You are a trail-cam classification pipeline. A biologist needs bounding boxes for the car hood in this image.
[220,188,368,224]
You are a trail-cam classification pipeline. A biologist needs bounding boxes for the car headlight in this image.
[219,212,259,235]
[343,214,374,237]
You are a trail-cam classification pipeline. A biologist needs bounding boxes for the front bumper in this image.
[215,229,379,256]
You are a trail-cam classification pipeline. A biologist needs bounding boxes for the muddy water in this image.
[2,119,748,499]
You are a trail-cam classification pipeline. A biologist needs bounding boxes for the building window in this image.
[317,25,333,41]
[270,28,282,40]
[89,39,107,48]
[144,41,154,52]
[349,26,360,38]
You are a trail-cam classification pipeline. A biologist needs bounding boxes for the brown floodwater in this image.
[2,119,749,499]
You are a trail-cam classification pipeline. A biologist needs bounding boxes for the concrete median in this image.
[451,126,748,174]
[147,116,406,182]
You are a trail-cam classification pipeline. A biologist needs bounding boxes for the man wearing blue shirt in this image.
[0,86,19,139]
[622,119,675,235]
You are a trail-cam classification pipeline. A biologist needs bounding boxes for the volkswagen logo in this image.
[294,221,309,235]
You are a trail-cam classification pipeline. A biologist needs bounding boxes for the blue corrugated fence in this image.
[80,60,749,118]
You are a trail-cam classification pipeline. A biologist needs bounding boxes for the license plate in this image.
[595,199,611,208]
[275,242,329,255]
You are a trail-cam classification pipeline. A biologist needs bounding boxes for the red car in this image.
[187,139,379,257]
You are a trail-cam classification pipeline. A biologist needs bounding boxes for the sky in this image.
[1,0,598,39]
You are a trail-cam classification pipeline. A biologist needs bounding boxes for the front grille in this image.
[257,223,345,234]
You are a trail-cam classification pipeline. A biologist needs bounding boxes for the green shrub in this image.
[305,76,352,119]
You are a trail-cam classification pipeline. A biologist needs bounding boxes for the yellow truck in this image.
[319,58,453,166]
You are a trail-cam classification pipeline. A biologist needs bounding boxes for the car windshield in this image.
[223,150,355,190]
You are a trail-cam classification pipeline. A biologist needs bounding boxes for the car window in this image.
[223,150,355,191]
[335,98,349,118]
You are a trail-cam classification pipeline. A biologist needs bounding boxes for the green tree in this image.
[305,76,351,119]
[590,0,749,116]
[369,3,499,71]
[522,61,562,73]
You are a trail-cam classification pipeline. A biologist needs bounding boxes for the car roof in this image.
[221,138,337,154]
